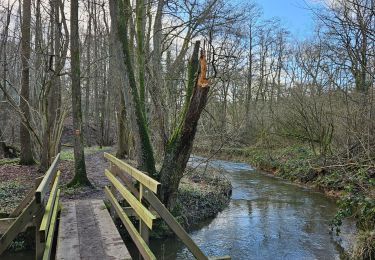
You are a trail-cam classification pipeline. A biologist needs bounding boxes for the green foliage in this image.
[0,158,20,166]
[0,181,26,213]
[332,189,375,234]
[60,149,74,161]
[238,145,375,259]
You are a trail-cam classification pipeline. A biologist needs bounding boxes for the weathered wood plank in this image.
[10,176,43,218]
[0,218,16,234]
[105,170,156,229]
[105,187,155,260]
[35,153,60,204]
[104,152,159,193]
[142,188,209,260]
[56,201,80,260]
[122,207,158,218]
[0,199,42,254]
[76,200,106,260]
[39,171,60,242]
[209,256,231,260]
[42,189,60,260]
[91,200,132,260]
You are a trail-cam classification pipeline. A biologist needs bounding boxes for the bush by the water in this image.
[152,166,232,238]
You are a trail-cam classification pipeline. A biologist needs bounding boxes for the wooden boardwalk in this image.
[56,200,131,260]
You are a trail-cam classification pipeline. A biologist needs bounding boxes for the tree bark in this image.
[159,41,210,209]
[116,0,156,176]
[19,0,34,165]
[69,0,90,186]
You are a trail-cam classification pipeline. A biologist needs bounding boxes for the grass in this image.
[60,145,111,161]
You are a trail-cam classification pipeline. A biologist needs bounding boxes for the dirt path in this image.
[60,148,114,201]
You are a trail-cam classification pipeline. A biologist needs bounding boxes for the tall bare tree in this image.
[69,0,90,186]
[19,0,34,165]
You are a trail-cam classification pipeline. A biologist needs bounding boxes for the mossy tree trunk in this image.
[115,0,157,176]
[114,1,209,209]
[69,0,91,186]
[159,42,210,209]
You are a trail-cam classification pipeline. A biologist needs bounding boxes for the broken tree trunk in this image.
[159,41,210,209]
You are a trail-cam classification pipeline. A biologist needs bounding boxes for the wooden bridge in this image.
[0,152,230,260]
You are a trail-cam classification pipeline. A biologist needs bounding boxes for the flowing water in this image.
[150,156,354,260]
[2,157,354,260]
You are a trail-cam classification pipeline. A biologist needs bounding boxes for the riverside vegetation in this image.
[195,145,375,259]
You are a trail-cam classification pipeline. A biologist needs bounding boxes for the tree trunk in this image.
[159,41,210,209]
[19,0,34,165]
[116,0,156,176]
[69,0,90,186]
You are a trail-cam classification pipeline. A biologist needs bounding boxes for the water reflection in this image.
[151,156,351,260]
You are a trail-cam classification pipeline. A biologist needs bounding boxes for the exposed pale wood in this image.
[42,189,60,260]
[91,200,132,260]
[10,176,43,217]
[105,187,155,260]
[142,188,209,260]
[39,171,60,242]
[35,153,60,203]
[0,199,42,254]
[104,152,159,193]
[56,201,80,260]
[105,169,156,229]
[209,256,231,260]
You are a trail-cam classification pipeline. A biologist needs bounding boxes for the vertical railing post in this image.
[139,183,150,247]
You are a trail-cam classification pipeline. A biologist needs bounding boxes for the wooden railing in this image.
[0,154,61,260]
[104,152,231,260]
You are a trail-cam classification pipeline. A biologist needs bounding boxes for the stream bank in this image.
[194,145,375,259]
[150,156,355,259]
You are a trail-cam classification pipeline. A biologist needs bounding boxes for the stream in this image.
[150,156,354,260]
[1,157,354,260]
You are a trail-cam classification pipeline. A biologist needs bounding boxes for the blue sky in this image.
[255,0,321,39]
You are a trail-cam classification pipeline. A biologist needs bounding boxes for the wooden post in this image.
[138,184,149,246]
[109,163,117,217]
[34,210,44,260]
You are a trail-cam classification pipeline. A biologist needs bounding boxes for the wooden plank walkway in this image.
[56,200,131,260]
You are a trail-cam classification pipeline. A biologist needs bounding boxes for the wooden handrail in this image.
[35,153,60,203]
[39,171,61,242]
[104,152,160,193]
[104,187,156,260]
[105,169,156,229]
[104,153,232,260]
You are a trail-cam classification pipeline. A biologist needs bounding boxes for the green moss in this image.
[0,158,20,166]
